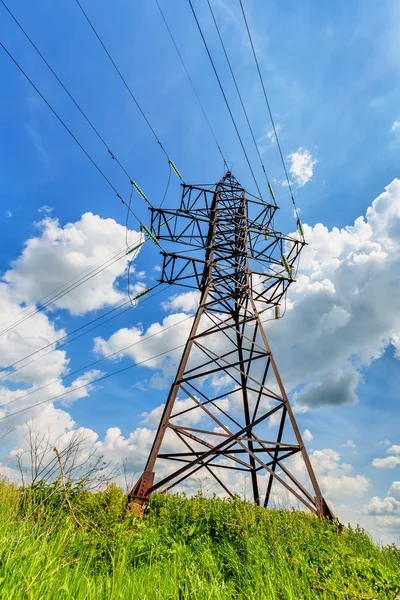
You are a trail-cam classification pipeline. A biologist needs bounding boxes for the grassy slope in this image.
[0,481,399,600]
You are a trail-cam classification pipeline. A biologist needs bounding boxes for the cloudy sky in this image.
[1,0,400,542]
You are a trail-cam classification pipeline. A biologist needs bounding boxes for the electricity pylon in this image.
[129,172,333,519]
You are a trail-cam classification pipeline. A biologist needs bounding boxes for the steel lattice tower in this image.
[129,172,333,519]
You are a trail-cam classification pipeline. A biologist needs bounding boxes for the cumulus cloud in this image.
[290,447,370,501]
[94,313,194,386]
[287,147,317,187]
[262,178,400,408]
[310,448,370,496]
[0,210,144,470]
[96,178,400,412]
[293,369,359,408]
[3,212,142,315]
[162,290,201,313]
[303,429,313,443]
[391,120,400,133]
[362,482,400,532]
[372,444,400,469]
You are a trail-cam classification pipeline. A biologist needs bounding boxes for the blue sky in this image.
[1,0,400,541]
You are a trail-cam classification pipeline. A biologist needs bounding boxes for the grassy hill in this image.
[0,480,399,599]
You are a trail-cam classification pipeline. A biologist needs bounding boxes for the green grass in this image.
[0,479,399,599]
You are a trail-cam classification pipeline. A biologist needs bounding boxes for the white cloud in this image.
[266,125,281,143]
[96,178,400,412]
[94,313,194,386]
[303,428,313,443]
[5,211,12,218]
[0,210,145,472]
[372,444,400,469]
[291,447,370,501]
[3,212,142,315]
[38,205,53,214]
[342,439,357,450]
[258,125,281,155]
[162,290,201,313]
[310,448,370,496]
[287,147,317,187]
[362,482,400,532]
[391,120,400,133]
[262,178,400,408]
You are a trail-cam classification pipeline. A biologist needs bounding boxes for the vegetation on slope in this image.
[0,479,399,600]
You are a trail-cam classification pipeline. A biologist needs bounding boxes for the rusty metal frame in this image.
[129,172,333,519]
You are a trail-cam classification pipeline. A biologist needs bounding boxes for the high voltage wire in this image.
[0,342,187,422]
[238,0,303,232]
[205,0,275,203]
[0,299,132,378]
[1,40,170,258]
[186,0,263,200]
[154,0,228,172]
[0,283,167,383]
[1,312,193,410]
[0,42,143,225]
[0,241,131,334]
[0,246,137,339]
[0,0,153,208]
[73,0,182,180]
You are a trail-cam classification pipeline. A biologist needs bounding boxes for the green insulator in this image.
[126,241,144,255]
[169,159,182,180]
[160,215,174,228]
[297,218,305,237]
[281,254,292,275]
[133,287,153,301]
[131,180,148,203]
[275,305,281,319]
[268,183,275,201]
[140,223,159,245]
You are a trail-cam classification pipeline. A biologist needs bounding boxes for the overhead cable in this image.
[238,0,303,235]
[0,243,142,339]
[0,342,187,422]
[73,0,183,181]
[206,0,275,204]
[0,0,154,208]
[155,0,228,171]
[0,242,129,335]
[0,41,143,227]
[186,0,263,199]
[1,310,193,410]
[0,284,167,383]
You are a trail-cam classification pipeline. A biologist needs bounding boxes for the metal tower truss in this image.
[129,172,333,519]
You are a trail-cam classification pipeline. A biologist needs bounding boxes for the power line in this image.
[1,311,193,410]
[238,0,302,229]
[154,0,228,171]
[0,300,131,378]
[0,0,154,209]
[0,241,129,334]
[0,342,187,422]
[73,0,177,170]
[0,41,142,224]
[205,0,274,202]
[186,0,263,199]
[0,284,167,383]
[0,243,142,339]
